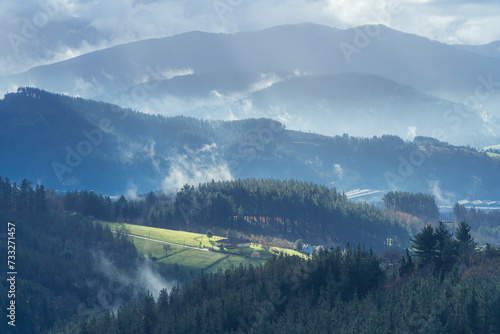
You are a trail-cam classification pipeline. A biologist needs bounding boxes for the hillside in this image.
[65,241,500,334]
[248,72,492,146]
[3,24,500,102]
[454,41,500,59]
[115,71,495,146]
[0,183,186,333]
[57,178,409,253]
[1,87,500,201]
[99,222,306,273]
[2,24,500,146]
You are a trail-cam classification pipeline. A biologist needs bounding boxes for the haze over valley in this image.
[2,24,500,147]
[2,2,500,333]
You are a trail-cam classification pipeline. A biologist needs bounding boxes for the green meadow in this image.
[97,221,305,273]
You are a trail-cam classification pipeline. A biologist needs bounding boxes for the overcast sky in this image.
[1,0,499,75]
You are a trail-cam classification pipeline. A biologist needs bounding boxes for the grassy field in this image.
[486,151,500,159]
[482,144,500,160]
[98,221,220,248]
[484,144,500,150]
[97,221,304,273]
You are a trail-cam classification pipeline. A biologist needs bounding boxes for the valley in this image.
[1,88,500,203]
[1,16,500,333]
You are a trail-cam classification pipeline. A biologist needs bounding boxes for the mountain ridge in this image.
[3,23,500,102]
[2,23,499,148]
[1,87,499,201]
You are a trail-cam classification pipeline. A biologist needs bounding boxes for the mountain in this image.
[454,41,500,59]
[3,23,500,100]
[247,72,496,146]
[108,71,498,147]
[1,88,500,202]
[2,23,500,146]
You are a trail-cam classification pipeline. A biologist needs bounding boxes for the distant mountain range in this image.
[454,41,500,59]
[1,23,499,147]
[1,88,499,202]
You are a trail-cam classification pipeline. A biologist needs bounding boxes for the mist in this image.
[92,251,176,312]
[162,145,233,194]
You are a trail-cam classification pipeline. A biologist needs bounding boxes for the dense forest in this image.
[2,88,500,199]
[0,178,191,334]
[172,179,409,252]
[0,177,47,214]
[58,179,410,253]
[383,191,439,222]
[63,222,500,334]
[1,176,500,333]
[453,203,500,244]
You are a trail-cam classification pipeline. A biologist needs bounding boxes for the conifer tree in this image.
[411,224,438,266]
[455,221,476,265]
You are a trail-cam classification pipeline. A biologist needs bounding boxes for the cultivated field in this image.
[97,221,305,273]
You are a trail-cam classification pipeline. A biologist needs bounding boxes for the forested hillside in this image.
[57,179,410,253]
[2,176,500,333]
[452,202,500,245]
[383,191,440,222]
[0,178,189,334]
[172,179,409,252]
[1,88,500,200]
[67,231,500,334]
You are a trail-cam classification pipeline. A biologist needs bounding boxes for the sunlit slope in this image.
[99,221,305,273]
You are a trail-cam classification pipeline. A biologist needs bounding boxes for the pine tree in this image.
[434,221,456,271]
[453,203,467,223]
[411,224,438,266]
[455,221,476,265]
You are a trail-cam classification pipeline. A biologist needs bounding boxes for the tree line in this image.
[57,179,411,253]
[66,221,500,334]
[0,177,46,214]
[400,221,478,276]
[383,190,439,222]
[0,177,192,334]
[2,175,499,333]
[453,202,500,243]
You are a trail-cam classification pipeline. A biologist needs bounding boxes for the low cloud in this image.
[162,145,233,193]
[133,67,194,86]
[73,77,104,97]
[125,181,139,201]
[407,125,417,140]
[116,72,287,121]
[333,163,344,180]
[91,252,176,311]
[429,180,455,205]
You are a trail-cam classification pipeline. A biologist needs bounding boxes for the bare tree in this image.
[163,244,172,256]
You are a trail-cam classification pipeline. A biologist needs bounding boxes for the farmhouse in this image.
[218,238,251,248]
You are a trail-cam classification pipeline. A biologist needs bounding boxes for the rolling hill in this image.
[2,23,500,146]
[1,87,500,202]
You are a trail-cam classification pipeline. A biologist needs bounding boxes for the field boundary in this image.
[112,231,209,251]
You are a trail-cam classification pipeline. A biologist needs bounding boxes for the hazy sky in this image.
[1,0,499,75]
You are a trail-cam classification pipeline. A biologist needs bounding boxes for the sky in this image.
[0,0,499,75]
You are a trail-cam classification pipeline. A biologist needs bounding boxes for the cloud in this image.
[407,125,417,140]
[114,71,288,121]
[248,73,284,93]
[93,251,175,307]
[125,181,139,201]
[1,0,499,75]
[161,145,233,193]
[429,180,455,205]
[133,67,194,86]
[333,163,344,180]
[73,76,104,97]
